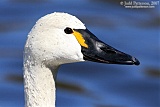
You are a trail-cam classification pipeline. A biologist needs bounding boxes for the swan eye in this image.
[64,27,73,34]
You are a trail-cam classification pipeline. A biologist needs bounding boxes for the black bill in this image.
[74,29,140,65]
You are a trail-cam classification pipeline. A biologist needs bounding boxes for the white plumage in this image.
[23,12,139,107]
[24,12,87,107]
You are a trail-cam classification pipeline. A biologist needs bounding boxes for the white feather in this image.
[24,12,86,107]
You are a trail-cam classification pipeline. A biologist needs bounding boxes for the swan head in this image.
[25,12,140,67]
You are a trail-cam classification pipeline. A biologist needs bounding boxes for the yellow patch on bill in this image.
[73,31,88,48]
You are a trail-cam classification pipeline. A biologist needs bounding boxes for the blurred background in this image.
[0,0,159,107]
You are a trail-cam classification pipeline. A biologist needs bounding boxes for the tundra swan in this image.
[23,12,140,107]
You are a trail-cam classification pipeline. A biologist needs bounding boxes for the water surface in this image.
[0,0,159,107]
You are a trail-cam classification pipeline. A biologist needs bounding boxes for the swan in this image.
[23,12,140,107]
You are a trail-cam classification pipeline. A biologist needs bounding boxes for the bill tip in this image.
[132,57,140,65]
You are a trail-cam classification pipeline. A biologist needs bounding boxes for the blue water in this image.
[0,0,159,107]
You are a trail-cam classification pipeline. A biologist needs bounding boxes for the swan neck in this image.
[23,55,59,107]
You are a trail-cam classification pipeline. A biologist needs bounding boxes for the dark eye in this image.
[64,27,73,34]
